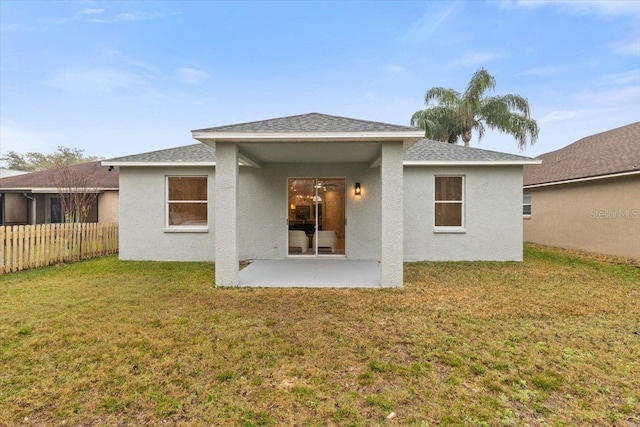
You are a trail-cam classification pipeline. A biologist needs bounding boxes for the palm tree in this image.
[411,69,539,149]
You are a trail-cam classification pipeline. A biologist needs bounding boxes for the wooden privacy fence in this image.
[0,223,118,274]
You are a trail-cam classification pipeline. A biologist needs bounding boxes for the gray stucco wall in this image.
[118,164,523,262]
[118,167,216,261]
[403,166,524,261]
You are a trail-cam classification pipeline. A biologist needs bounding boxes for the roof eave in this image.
[404,159,542,166]
[0,188,113,193]
[103,161,216,167]
[524,170,640,188]
[191,131,425,149]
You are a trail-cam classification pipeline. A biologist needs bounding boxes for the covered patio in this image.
[191,113,424,288]
[238,258,381,288]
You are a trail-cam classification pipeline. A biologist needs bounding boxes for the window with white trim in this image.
[434,176,464,228]
[166,176,208,228]
[523,193,531,216]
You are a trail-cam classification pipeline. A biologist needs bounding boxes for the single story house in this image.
[0,161,119,226]
[105,113,540,287]
[523,121,640,259]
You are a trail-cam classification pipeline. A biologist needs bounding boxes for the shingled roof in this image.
[404,139,538,163]
[193,112,416,133]
[105,139,538,165]
[524,122,640,186]
[106,143,216,164]
[0,161,119,190]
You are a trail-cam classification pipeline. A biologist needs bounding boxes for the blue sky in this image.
[1,0,639,161]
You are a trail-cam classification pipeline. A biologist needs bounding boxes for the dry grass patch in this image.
[1,245,639,426]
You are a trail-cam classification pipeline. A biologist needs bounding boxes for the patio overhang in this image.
[190,113,418,288]
[191,130,424,166]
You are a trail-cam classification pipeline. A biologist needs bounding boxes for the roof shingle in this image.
[524,121,640,186]
[0,161,118,190]
[404,139,537,162]
[106,143,216,163]
[193,112,416,133]
[106,139,537,164]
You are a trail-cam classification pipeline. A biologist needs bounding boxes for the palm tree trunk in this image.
[462,130,472,147]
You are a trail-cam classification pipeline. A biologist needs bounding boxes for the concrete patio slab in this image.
[237,259,381,288]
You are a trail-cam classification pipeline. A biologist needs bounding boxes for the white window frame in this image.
[433,175,465,233]
[523,193,531,218]
[165,175,209,233]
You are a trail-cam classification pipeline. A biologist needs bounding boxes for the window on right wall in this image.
[523,193,531,216]
[434,175,464,228]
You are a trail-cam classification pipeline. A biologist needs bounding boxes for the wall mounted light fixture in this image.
[355,182,361,196]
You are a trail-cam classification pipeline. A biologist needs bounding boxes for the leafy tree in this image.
[0,146,101,171]
[411,69,539,149]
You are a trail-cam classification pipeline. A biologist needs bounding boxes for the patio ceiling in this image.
[236,141,382,164]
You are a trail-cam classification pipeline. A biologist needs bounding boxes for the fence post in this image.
[0,227,4,274]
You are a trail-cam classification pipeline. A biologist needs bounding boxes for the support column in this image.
[380,141,404,287]
[214,141,239,286]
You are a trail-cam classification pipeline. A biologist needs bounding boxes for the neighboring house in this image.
[0,169,29,178]
[0,161,119,226]
[105,113,539,287]
[523,122,640,259]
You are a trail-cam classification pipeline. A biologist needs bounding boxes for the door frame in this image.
[286,176,346,258]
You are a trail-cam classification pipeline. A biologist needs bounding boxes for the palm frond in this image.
[411,107,462,144]
[463,68,496,103]
[483,112,539,149]
[424,87,461,107]
[484,94,532,117]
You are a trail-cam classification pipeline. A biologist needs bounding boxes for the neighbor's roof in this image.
[524,121,640,187]
[0,161,119,191]
[0,168,29,178]
[193,112,417,133]
[105,139,539,166]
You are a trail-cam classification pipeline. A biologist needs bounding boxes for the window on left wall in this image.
[167,176,208,228]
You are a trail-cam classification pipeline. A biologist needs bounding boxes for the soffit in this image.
[237,141,382,163]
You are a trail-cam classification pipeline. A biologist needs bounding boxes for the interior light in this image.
[355,182,361,196]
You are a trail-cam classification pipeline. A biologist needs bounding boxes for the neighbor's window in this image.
[523,193,531,216]
[167,176,208,227]
[50,197,64,224]
[434,176,464,228]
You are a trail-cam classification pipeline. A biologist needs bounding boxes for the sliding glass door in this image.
[287,178,345,256]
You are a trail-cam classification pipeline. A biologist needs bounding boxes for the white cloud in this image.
[541,111,577,122]
[48,68,144,93]
[510,0,640,17]
[0,23,37,32]
[175,67,209,85]
[455,51,501,66]
[611,38,640,57]
[115,13,139,22]
[575,85,640,106]
[387,64,406,75]
[519,66,566,76]
[83,10,178,24]
[596,69,640,86]
[78,8,105,16]
[0,121,66,154]
[403,1,462,43]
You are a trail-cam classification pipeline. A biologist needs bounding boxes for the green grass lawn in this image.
[1,245,638,426]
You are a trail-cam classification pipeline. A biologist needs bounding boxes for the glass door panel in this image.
[287,178,345,256]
